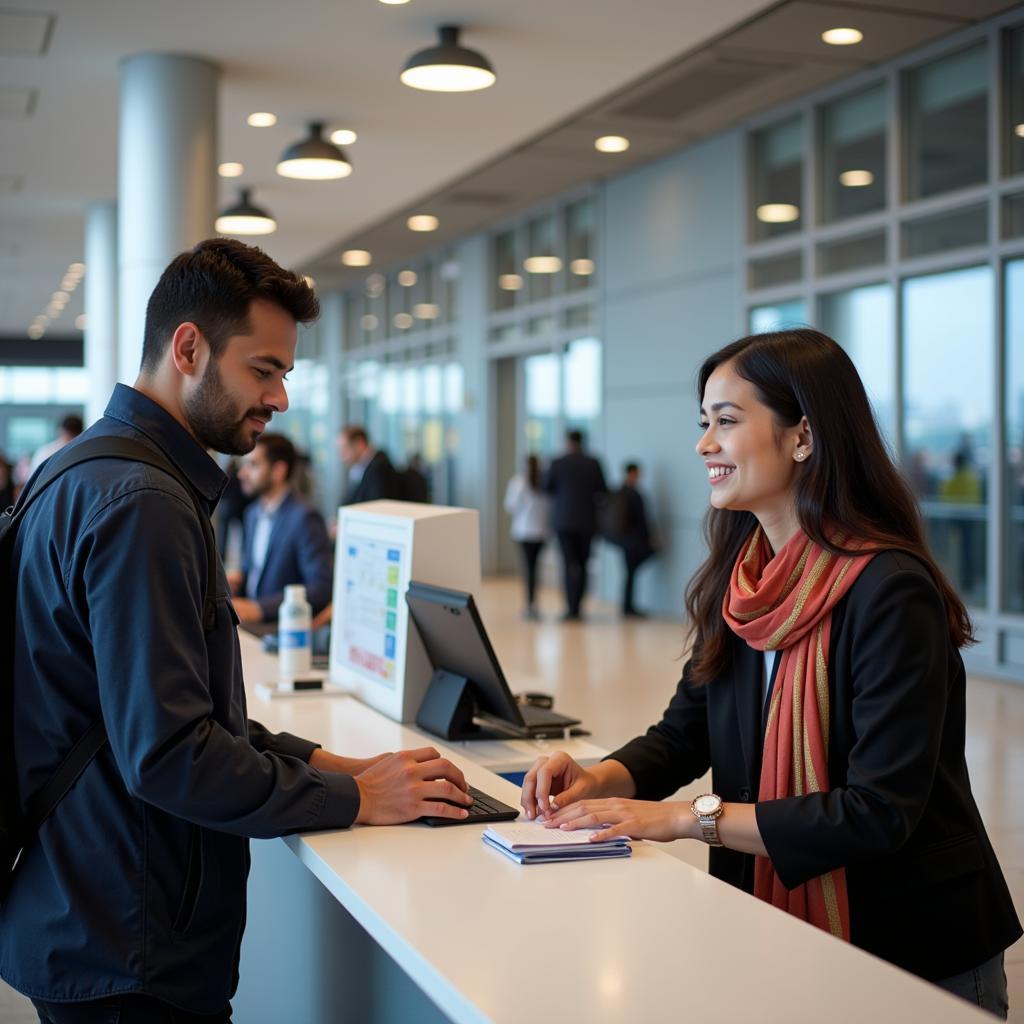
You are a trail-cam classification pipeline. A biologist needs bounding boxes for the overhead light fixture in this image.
[570,258,595,276]
[398,269,418,287]
[400,25,496,93]
[523,256,562,274]
[414,303,439,320]
[361,314,379,331]
[69,262,85,275]
[379,0,410,4]
[1015,123,1024,138]
[407,214,439,232]
[330,128,358,146]
[219,162,244,178]
[75,314,87,330]
[342,249,372,267]
[498,273,523,291]
[821,27,863,46]
[27,324,44,339]
[839,169,874,187]
[393,313,414,330]
[595,135,630,153]
[215,188,278,235]
[756,203,800,224]
[277,122,352,179]
[247,111,277,127]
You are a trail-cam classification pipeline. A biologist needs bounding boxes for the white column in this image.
[83,200,118,426]
[319,290,345,518]
[117,53,218,383]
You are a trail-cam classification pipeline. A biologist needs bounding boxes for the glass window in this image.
[817,231,886,275]
[820,83,887,223]
[1004,192,1024,239]
[1008,27,1024,177]
[902,203,988,258]
[524,353,561,456]
[903,265,993,608]
[906,43,988,200]
[1004,259,1024,611]
[525,214,560,303]
[749,299,807,334]
[819,284,896,443]
[748,251,803,290]
[565,199,595,293]
[563,337,602,437]
[751,115,804,241]
[492,230,517,311]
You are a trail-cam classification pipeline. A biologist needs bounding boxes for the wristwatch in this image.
[690,793,724,846]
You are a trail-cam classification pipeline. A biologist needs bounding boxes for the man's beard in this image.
[183,359,273,455]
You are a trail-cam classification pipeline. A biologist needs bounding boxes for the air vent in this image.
[613,57,786,122]
[0,87,37,118]
[0,10,54,56]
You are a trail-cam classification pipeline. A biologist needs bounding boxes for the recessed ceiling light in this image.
[330,129,358,146]
[27,324,44,339]
[414,303,440,320]
[839,169,874,187]
[570,258,595,276]
[75,314,87,330]
[1015,123,1024,138]
[595,135,630,153]
[398,269,418,287]
[393,312,414,330]
[215,189,277,235]
[247,112,277,127]
[277,122,352,179]
[53,290,69,302]
[342,249,372,267]
[361,314,379,331]
[60,274,76,291]
[523,256,562,274]
[822,27,863,46]
[400,25,496,92]
[498,273,523,291]
[68,262,85,275]
[378,0,410,4]
[756,203,800,224]
[218,162,244,178]
[407,214,439,232]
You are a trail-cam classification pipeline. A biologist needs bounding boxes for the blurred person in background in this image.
[28,412,83,475]
[504,454,551,619]
[338,424,404,504]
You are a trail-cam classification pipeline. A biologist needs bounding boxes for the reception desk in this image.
[234,632,988,1023]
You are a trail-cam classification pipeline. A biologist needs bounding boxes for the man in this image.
[544,429,607,621]
[607,462,656,617]
[28,412,84,475]
[338,425,404,504]
[231,432,332,624]
[1,238,472,1023]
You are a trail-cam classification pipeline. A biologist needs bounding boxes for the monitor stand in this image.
[416,669,527,741]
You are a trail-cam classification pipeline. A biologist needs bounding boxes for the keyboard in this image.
[419,784,520,828]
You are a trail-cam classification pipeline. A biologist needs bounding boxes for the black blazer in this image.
[344,449,404,505]
[544,452,607,534]
[609,551,1021,980]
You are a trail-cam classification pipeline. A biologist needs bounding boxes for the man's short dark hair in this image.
[342,425,368,446]
[254,432,296,480]
[61,414,84,437]
[140,238,319,374]
[624,462,639,475]
[567,429,584,446]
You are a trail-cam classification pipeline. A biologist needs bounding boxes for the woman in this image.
[504,454,551,619]
[521,330,1020,1017]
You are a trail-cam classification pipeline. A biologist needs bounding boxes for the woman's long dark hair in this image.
[684,328,974,684]
[526,454,540,491]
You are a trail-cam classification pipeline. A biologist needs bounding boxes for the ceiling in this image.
[0,0,1017,339]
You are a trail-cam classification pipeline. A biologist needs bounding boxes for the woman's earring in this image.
[795,451,805,461]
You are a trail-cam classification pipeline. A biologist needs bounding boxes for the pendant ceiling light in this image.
[276,122,352,180]
[400,25,496,93]
[215,188,277,235]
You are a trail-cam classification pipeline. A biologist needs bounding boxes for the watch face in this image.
[693,794,720,815]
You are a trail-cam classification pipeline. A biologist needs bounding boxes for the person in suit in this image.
[231,432,333,623]
[521,329,1020,1017]
[604,461,656,617]
[544,429,607,620]
[338,424,404,504]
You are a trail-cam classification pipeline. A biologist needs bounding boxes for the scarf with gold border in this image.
[723,526,875,941]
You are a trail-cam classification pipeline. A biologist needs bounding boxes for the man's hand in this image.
[354,747,473,825]
[231,597,264,624]
[309,747,389,777]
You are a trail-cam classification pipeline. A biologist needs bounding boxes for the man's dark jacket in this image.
[344,449,404,504]
[0,385,359,1013]
[609,551,1022,981]
[241,491,333,621]
[543,451,607,534]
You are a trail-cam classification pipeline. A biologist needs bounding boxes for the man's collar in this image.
[103,383,226,503]
[259,487,290,516]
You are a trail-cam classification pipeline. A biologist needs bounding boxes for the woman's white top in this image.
[763,648,778,712]
[504,475,551,541]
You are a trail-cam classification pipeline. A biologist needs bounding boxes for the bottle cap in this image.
[284,584,307,603]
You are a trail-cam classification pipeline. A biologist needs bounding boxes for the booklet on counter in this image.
[482,822,632,865]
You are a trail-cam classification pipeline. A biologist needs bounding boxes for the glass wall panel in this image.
[902,203,988,258]
[817,231,886,275]
[1005,260,1024,611]
[524,352,561,457]
[748,251,803,290]
[749,298,808,333]
[525,214,560,303]
[903,265,993,608]
[563,337,602,441]
[1008,27,1024,177]
[820,83,887,223]
[565,199,595,293]
[906,43,988,200]
[492,230,517,311]
[751,115,804,241]
[819,284,896,443]
[1004,192,1024,239]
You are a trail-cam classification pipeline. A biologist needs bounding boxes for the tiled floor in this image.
[2,575,1022,1022]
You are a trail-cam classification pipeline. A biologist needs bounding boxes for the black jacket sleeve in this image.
[755,564,950,889]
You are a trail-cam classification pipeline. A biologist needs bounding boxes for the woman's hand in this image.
[520,752,602,820]
[545,797,693,843]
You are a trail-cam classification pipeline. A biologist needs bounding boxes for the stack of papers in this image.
[482,822,631,864]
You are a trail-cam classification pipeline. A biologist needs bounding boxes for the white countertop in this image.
[241,632,988,1024]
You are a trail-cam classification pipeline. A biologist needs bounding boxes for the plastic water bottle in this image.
[278,584,312,688]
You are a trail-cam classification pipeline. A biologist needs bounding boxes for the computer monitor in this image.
[405,581,579,740]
